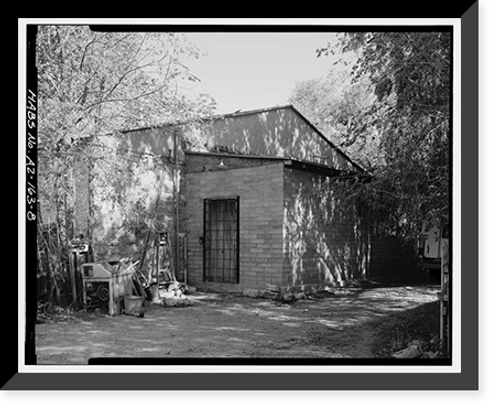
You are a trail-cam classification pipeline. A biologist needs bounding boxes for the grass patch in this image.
[370,300,441,357]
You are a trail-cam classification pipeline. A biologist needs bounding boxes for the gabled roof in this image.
[190,104,365,173]
[119,104,365,173]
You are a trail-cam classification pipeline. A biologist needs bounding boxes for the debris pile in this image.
[243,284,281,299]
[37,303,78,324]
[262,284,280,299]
[152,281,194,307]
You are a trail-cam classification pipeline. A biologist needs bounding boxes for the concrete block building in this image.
[66,104,412,298]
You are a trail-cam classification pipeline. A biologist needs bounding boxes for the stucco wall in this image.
[73,127,180,270]
[183,163,285,292]
[182,107,356,171]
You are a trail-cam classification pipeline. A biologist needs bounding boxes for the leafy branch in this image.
[304,31,451,239]
[36,26,216,305]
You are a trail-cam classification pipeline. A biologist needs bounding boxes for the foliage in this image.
[289,66,382,170]
[313,32,451,239]
[36,26,216,302]
[37,26,215,141]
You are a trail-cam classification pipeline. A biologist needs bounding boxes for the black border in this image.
[88,357,450,366]
[89,24,455,33]
[9,6,478,389]
[24,24,38,367]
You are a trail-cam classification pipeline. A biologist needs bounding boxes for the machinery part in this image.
[96,283,110,301]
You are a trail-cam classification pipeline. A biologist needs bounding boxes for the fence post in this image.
[440,238,450,355]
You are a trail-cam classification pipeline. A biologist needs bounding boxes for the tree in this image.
[289,67,382,171]
[36,26,216,304]
[315,32,451,239]
[37,26,215,141]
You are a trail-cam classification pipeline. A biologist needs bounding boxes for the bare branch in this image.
[83,83,170,112]
[102,58,162,101]
[102,33,135,52]
[79,35,97,70]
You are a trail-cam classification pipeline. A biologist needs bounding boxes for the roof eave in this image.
[284,159,345,178]
[287,105,366,174]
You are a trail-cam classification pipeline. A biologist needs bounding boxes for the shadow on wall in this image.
[183,107,355,171]
[283,169,371,288]
[86,130,178,265]
[91,164,175,263]
[283,168,418,289]
[119,126,176,159]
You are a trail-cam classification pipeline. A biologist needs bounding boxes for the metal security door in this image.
[203,197,239,283]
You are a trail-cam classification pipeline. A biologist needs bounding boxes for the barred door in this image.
[203,197,239,283]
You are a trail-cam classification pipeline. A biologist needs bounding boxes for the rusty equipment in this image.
[81,260,140,316]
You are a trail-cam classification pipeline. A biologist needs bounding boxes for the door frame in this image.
[202,196,240,283]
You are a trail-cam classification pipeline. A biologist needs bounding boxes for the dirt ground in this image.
[35,275,441,364]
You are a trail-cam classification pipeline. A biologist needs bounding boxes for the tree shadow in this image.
[73,106,417,297]
[283,168,371,288]
[182,106,358,171]
[368,300,442,357]
[283,167,418,291]
[306,298,442,359]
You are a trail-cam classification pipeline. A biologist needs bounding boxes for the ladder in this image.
[155,232,177,284]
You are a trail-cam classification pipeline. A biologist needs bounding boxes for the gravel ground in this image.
[35,281,442,364]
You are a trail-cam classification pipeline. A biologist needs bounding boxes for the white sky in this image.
[180,32,342,114]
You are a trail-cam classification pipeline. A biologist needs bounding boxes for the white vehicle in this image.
[417,225,444,281]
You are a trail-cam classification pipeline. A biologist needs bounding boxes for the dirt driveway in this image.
[35,283,440,364]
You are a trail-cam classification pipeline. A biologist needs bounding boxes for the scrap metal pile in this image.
[139,231,193,307]
[69,231,193,318]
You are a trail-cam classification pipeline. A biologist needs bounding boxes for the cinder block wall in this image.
[183,163,285,292]
[185,152,279,174]
[282,168,418,294]
[282,167,369,295]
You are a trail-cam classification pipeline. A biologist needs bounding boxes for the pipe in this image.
[174,129,180,281]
